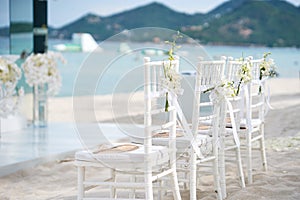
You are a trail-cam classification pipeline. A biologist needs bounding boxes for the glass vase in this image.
[33,83,48,127]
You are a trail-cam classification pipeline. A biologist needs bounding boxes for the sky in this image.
[1,0,300,28]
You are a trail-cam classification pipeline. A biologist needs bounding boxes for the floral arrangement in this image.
[235,56,252,95]
[0,57,21,89]
[0,57,24,117]
[204,52,277,102]
[161,31,184,111]
[22,51,66,96]
[259,52,277,79]
[207,80,236,104]
[203,55,254,102]
[259,52,278,93]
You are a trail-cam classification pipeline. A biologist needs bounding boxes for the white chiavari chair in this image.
[244,57,268,184]
[226,56,268,184]
[188,57,228,200]
[74,56,182,200]
[194,57,246,198]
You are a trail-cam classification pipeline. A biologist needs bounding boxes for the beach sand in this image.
[0,78,299,199]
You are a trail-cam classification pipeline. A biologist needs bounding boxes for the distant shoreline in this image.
[1,34,300,49]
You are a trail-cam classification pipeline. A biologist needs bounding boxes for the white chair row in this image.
[184,55,268,198]
[74,55,269,199]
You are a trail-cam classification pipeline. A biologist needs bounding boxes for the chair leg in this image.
[183,172,188,190]
[246,133,253,184]
[190,150,197,200]
[260,124,268,171]
[157,179,163,200]
[78,166,85,200]
[219,139,226,199]
[235,147,246,188]
[130,175,136,198]
[183,159,189,190]
[213,154,223,200]
[145,161,154,200]
[171,170,182,200]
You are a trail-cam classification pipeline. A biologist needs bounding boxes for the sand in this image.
[0,78,299,199]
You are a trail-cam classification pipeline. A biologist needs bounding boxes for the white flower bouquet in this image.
[235,56,252,95]
[259,52,278,79]
[258,52,277,93]
[161,62,183,96]
[162,32,184,111]
[0,57,21,89]
[22,51,66,96]
[203,79,236,104]
[0,57,23,117]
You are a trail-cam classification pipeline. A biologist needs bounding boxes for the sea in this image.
[1,34,299,97]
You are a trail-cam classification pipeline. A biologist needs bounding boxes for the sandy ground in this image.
[0,78,299,199]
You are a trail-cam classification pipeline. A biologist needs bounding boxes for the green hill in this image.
[2,0,300,47]
[190,0,300,47]
[51,0,300,47]
[49,2,204,41]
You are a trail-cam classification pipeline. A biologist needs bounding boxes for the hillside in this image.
[49,2,204,41]
[188,0,300,47]
[1,0,300,47]
[51,0,300,47]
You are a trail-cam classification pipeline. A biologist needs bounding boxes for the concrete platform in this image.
[0,122,129,177]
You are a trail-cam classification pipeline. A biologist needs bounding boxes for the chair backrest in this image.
[226,56,265,126]
[246,58,265,125]
[226,57,243,83]
[191,57,227,147]
[225,57,248,127]
[197,57,226,87]
[143,56,179,154]
[249,57,264,81]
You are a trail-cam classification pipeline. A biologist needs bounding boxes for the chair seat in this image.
[224,118,262,130]
[240,118,262,129]
[130,130,211,153]
[75,143,169,170]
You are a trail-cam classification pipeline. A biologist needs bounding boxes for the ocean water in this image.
[1,36,299,97]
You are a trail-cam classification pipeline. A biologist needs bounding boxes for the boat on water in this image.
[118,42,132,54]
[141,49,166,56]
[53,33,101,52]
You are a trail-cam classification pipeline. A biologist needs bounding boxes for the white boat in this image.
[141,49,166,56]
[118,42,132,54]
[53,33,101,52]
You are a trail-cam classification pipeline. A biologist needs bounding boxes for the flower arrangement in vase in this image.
[0,57,23,118]
[22,51,66,127]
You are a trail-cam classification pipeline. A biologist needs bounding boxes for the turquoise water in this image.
[1,36,299,97]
